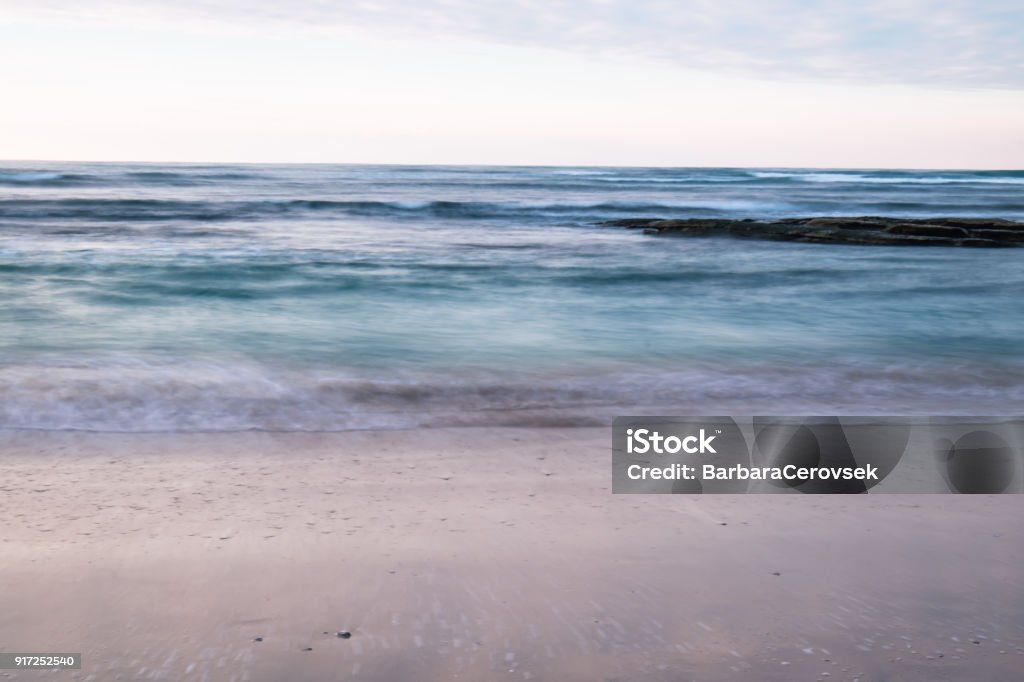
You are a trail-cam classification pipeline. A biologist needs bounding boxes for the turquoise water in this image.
[1,163,1022,430]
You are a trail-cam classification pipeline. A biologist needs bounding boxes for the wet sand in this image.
[1,427,1022,681]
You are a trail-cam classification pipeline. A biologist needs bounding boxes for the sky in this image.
[1,0,1023,168]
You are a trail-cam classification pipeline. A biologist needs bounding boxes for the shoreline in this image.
[3,427,1022,681]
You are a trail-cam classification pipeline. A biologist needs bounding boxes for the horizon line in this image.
[3,158,1022,173]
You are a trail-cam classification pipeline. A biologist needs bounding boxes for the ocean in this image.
[1,163,1022,431]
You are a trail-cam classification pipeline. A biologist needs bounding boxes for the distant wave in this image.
[0,168,266,188]
[0,197,781,223]
[122,170,266,184]
[0,171,65,183]
[550,169,617,176]
[591,175,756,184]
[751,170,1024,185]
[0,171,97,187]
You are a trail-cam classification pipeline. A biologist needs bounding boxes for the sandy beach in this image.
[2,427,1022,681]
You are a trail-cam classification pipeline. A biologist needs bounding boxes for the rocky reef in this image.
[600,216,1024,247]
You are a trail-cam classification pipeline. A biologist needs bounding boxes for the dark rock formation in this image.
[599,216,1024,247]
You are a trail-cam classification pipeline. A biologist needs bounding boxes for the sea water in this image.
[1,163,1022,430]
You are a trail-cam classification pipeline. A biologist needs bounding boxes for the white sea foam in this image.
[751,171,1024,185]
[1,357,1020,432]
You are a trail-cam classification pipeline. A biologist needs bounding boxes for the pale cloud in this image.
[4,0,1023,88]
[2,0,1022,166]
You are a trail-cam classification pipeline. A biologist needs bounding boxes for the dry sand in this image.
[1,427,1022,681]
